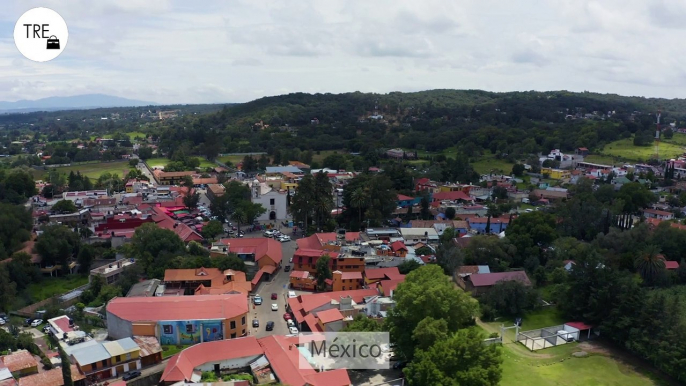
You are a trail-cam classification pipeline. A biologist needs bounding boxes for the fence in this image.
[517,324,570,351]
[14,294,84,318]
[483,337,503,346]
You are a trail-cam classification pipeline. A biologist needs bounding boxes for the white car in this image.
[0,319,5,325]
[287,319,295,327]
[289,257,293,263]
[278,235,291,243]
[289,326,299,334]
[30,319,43,327]
[288,291,297,298]
[271,303,278,311]
[264,230,276,237]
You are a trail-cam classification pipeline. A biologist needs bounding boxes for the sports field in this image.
[480,308,661,386]
[146,157,216,169]
[46,160,131,180]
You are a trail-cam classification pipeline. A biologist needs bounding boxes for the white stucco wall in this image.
[253,190,288,221]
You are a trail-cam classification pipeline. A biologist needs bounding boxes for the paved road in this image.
[250,227,300,338]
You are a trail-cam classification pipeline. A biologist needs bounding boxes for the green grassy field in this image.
[472,157,515,175]
[583,154,621,165]
[311,150,338,164]
[217,155,243,165]
[663,132,686,146]
[479,308,659,386]
[162,345,190,359]
[600,137,684,161]
[26,275,89,302]
[147,157,216,169]
[45,161,131,180]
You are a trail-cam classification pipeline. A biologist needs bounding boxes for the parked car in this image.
[288,291,297,298]
[122,370,141,381]
[283,313,292,321]
[289,257,293,263]
[284,266,291,272]
[557,330,574,342]
[264,230,276,237]
[278,235,291,242]
[252,319,259,327]
[287,319,295,327]
[289,326,299,334]
[271,303,278,311]
[271,293,278,300]
[393,361,407,370]
[23,318,32,327]
[30,319,43,327]
[253,295,262,305]
[266,321,274,331]
[0,319,5,325]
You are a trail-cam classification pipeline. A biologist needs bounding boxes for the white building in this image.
[249,180,288,221]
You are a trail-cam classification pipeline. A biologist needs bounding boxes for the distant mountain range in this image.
[0,94,156,113]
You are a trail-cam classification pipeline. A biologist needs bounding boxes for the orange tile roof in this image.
[107,294,248,322]
[17,365,84,386]
[317,308,344,324]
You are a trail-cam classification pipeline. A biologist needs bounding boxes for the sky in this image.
[2,0,686,104]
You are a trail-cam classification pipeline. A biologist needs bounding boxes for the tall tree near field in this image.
[290,174,316,232]
[315,254,332,291]
[350,188,370,225]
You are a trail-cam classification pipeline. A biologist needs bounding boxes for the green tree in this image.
[397,259,422,274]
[511,163,525,177]
[128,223,185,278]
[35,225,81,270]
[479,280,539,320]
[341,314,383,332]
[404,328,502,386]
[237,201,266,226]
[350,188,370,225]
[7,252,40,290]
[616,182,656,213]
[634,245,666,286]
[291,174,316,232]
[315,254,332,291]
[51,200,77,213]
[76,244,95,274]
[201,220,224,240]
[211,254,247,272]
[387,265,478,361]
[411,317,448,352]
[506,211,558,269]
[444,207,456,220]
[0,266,17,312]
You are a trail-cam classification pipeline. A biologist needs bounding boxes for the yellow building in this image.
[541,167,571,180]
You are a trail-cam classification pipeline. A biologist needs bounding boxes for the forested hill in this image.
[154,89,686,159]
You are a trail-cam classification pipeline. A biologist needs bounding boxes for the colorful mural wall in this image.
[158,320,224,345]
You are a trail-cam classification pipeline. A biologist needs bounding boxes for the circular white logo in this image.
[14,7,68,62]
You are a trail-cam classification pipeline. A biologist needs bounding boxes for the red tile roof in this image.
[107,294,248,322]
[218,237,282,265]
[317,308,344,324]
[164,267,223,283]
[390,240,407,252]
[644,208,672,217]
[344,232,360,242]
[397,194,414,201]
[17,365,84,386]
[161,337,263,383]
[432,191,472,201]
[161,335,351,386]
[1,350,37,373]
[288,289,379,322]
[365,267,403,281]
[50,315,74,333]
[468,271,531,287]
[339,271,362,280]
[379,279,405,296]
[565,321,593,330]
[295,233,338,250]
[295,249,331,258]
[665,260,679,270]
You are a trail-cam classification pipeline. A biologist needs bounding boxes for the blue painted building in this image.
[397,194,423,208]
[467,217,510,234]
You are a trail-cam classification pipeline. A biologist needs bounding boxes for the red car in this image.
[283,313,292,321]
[271,293,278,300]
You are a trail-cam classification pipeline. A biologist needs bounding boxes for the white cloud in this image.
[1,0,686,103]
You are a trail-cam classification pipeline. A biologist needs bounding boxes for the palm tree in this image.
[635,245,666,285]
[350,188,370,225]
